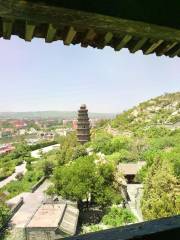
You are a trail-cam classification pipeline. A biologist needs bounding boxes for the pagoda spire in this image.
[77,104,90,144]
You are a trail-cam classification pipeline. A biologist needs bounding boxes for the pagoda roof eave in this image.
[0,1,180,57]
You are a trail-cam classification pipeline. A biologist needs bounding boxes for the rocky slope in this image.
[110,92,180,132]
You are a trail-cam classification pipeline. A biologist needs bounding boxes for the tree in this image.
[57,132,79,165]
[71,145,87,160]
[53,156,96,207]
[141,158,179,220]
[91,133,113,154]
[57,147,74,165]
[42,160,54,177]
[110,136,131,152]
[50,156,121,209]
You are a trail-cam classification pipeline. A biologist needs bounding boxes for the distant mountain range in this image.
[0,111,115,120]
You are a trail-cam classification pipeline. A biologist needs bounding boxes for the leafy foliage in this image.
[49,156,121,208]
[102,206,136,227]
[91,92,180,220]
[141,158,179,220]
[42,160,54,177]
[0,203,9,229]
[0,161,43,200]
[56,132,79,165]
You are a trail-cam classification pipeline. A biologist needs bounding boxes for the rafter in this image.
[156,42,178,56]
[129,37,147,53]
[46,24,57,43]
[104,32,113,45]
[64,26,77,45]
[169,47,180,58]
[115,35,132,51]
[25,22,36,41]
[2,18,13,39]
[0,1,180,57]
[143,40,163,54]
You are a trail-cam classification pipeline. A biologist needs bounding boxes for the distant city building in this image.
[54,128,72,136]
[18,129,26,136]
[62,119,78,129]
[62,119,72,126]
[89,118,100,128]
[0,143,15,155]
[72,119,78,129]
[77,104,90,144]
[39,131,54,140]
[26,138,40,146]
[1,128,14,138]
[28,128,37,135]
[11,120,27,129]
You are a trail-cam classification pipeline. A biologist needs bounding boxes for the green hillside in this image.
[107,92,180,133]
[90,92,180,220]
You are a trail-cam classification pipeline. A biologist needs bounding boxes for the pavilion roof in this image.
[27,203,79,235]
[118,162,146,176]
[0,1,180,57]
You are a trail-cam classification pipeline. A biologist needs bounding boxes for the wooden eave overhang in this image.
[64,215,180,240]
[0,0,180,57]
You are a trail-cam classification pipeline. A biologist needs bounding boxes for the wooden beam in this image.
[45,24,57,43]
[115,34,132,51]
[0,1,180,57]
[129,37,147,53]
[81,29,96,47]
[25,22,36,41]
[1,1,180,43]
[64,26,77,45]
[169,47,180,58]
[2,19,13,39]
[104,32,113,45]
[156,42,178,56]
[65,215,180,240]
[143,40,163,54]
[84,29,96,42]
[96,32,113,49]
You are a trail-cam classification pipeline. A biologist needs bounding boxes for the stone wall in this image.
[26,229,57,240]
[5,228,26,240]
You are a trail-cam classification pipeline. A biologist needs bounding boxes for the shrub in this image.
[102,207,136,227]
[0,203,10,229]
[15,172,24,181]
[42,160,54,177]
[72,145,88,160]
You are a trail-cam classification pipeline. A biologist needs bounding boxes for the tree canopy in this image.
[49,155,121,208]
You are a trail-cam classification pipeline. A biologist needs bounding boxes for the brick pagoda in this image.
[77,104,90,144]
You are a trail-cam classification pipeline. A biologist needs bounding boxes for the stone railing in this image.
[10,197,24,217]
[64,215,180,240]
[31,176,46,193]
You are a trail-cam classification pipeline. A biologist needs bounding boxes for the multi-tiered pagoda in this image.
[77,104,90,144]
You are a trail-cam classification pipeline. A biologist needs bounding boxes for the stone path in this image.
[10,179,51,228]
[31,144,60,158]
[0,162,27,189]
[0,144,60,189]
[127,184,143,222]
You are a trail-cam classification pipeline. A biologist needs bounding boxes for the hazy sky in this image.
[0,36,180,113]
